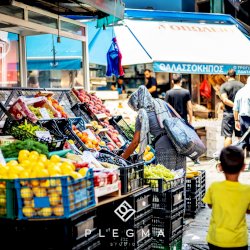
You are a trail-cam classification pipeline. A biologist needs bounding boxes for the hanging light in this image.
[57,0,61,43]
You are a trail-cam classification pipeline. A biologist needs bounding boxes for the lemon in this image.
[40,180,50,188]
[38,207,52,217]
[33,187,47,197]
[61,164,73,175]
[36,169,49,178]
[30,151,39,158]
[31,180,40,187]
[20,160,32,169]
[19,171,29,178]
[50,155,61,163]
[19,150,30,157]
[70,171,82,180]
[8,173,19,179]
[48,165,62,176]
[49,193,61,206]
[0,165,9,176]
[55,186,62,193]
[53,205,64,216]
[79,168,88,177]
[39,154,47,163]
[22,206,35,217]
[7,160,18,167]
[0,195,6,206]
[21,187,33,199]
[146,145,151,151]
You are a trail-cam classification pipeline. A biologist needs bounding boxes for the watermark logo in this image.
[114,201,136,222]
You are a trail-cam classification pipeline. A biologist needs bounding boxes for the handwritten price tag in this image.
[35,131,52,140]
[39,108,50,119]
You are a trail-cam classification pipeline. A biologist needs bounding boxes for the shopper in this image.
[144,69,158,98]
[233,76,250,148]
[121,86,186,170]
[220,69,244,147]
[203,146,250,250]
[165,74,193,124]
[111,76,126,94]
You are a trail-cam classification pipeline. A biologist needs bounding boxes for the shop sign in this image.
[153,62,250,75]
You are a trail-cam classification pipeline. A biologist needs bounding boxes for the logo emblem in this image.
[114,201,136,222]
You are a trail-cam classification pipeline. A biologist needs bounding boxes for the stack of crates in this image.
[96,187,153,249]
[145,176,185,250]
[185,170,206,218]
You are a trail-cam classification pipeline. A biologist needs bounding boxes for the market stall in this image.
[0,87,206,250]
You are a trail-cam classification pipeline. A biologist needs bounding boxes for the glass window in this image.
[26,34,83,88]
[0,32,20,87]
[0,5,23,19]
[28,11,57,29]
[61,20,85,36]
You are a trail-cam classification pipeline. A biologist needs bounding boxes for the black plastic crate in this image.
[152,185,185,213]
[120,161,144,194]
[186,176,201,193]
[1,209,97,250]
[186,192,202,214]
[109,115,134,141]
[3,118,65,151]
[71,104,92,123]
[72,230,100,250]
[144,176,185,193]
[152,208,184,244]
[152,235,182,250]
[135,237,153,250]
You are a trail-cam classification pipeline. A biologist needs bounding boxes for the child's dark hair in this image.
[219,146,244,174]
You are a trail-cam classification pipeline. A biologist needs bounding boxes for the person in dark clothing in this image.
[144,69,158,98]
[220,69,244,147]
[165,74,193,124]
[111,76,126,94]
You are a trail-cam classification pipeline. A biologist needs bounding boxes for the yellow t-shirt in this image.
[203,180,250,248]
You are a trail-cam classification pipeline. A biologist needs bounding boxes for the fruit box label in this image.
[74,188,88,203]
[35,131,52,140]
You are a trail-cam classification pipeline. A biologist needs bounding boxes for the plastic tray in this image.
[14,169,95,220]
[71,104,92,123]
[0,179,16,219]
[3,118,65,152]
[109,115,134,142]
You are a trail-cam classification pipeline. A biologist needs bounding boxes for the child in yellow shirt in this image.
[203,146,250,250]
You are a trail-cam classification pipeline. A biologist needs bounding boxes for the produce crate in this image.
[185,192,202,217]
[186,176,201,193]
[114,187,152,226]
[152,209,184,244]
[54,118,89,152]
[120,161,144,194]
[71,104,92,123]
[109,115,134,141]
[152,235,182,250]
[97,151,130,168]
[14,169,95,220]
[3,118,65,151]
[135,237,153,250]
[0,179,16,219]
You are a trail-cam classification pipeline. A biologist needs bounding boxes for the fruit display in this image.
[47,97,68,118]
[144,164,176,188]
[17,120,46,135]
[136,145,155,162]
[186,167,201,178]
[9,96,61,123]
[72,88,112,118]
[0,140,49,158]
[72,125,102,150]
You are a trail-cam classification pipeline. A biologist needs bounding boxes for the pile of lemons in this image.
[136,145,155,162]
[0,150,90,218]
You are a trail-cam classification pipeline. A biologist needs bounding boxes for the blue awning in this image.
[88,9,250,74]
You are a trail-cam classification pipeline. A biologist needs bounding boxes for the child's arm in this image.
[202,185,213,208]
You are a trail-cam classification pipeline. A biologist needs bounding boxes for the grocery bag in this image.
[163,104,206,161]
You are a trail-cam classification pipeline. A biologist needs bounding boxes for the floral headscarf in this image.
[128,86,171,156]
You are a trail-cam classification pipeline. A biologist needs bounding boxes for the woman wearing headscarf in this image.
[121,86,186,170]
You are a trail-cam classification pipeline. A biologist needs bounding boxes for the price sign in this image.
[0,150,6,165]
[83,129,97,141]
[35,131,52,140]
[74,188,88,203]
[39,108,50,119]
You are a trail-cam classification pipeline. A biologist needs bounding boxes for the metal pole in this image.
[19,35,27,87]
[82,27,90,91]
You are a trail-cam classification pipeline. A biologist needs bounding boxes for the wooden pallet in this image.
[95,181,121,204]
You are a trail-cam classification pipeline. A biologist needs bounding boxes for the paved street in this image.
[183,157,250,249]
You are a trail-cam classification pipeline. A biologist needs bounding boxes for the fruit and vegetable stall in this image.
[0,87,206,250]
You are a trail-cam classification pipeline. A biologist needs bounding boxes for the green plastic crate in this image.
[0,179,16,219]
